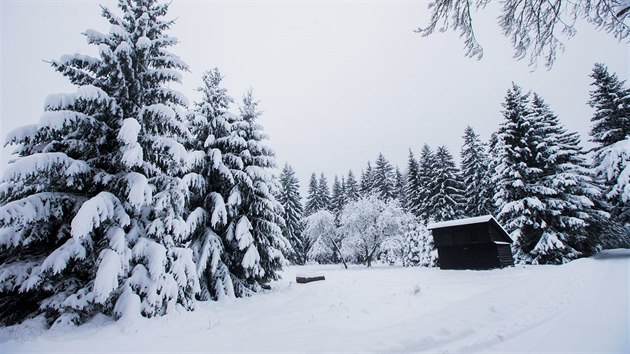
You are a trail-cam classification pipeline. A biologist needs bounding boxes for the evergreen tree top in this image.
[195,68,234,120]
[52,0,188,115]
[588,63,630,147]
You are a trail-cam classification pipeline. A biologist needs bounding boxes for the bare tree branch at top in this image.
[417,0,630,68]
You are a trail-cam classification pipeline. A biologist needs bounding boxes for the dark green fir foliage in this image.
[277,163,305,265]
[394,167,406,204]
[527,93,601,261]
[222,90,291,295]
[426,146,465,222]
[460,126,493,217]
[344,170,361,203]
[372,153,396,200]
[404,149,423,218]
[1,0,198,326]
[304,173,320,216]
[588,63,630,147]
[588,63,630,226]
[331,175,346,223]
[493,84,553,263]
[417,144,439,221]
[187,68,235,301]
[485,131,501,216]
[492,84,604,264]
[318,173,332,211]
[360,162,375,196]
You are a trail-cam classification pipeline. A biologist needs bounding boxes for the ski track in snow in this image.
[0,249,628,353]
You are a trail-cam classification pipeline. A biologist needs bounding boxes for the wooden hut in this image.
[427,215,514,270]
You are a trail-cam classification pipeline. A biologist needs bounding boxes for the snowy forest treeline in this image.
[292,68,630,266]
[283,65,630,268]
[0,0,628,329]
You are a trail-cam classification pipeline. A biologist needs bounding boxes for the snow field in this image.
[1,249,628,353]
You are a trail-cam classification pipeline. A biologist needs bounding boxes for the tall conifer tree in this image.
[527,93,599,262]
[426,146,465,222]
[493,84,592,264]
[187,68,235,301]
[493,84,550,262]
[304,173,320,216]
[394,167,406,203]
[460,126,493,217]
[277,163,305,265]
[222,90,291,295]
[417,144,438,221]
[360,162,375,196]
[330,175,345,222]
[318,173,331,211]
[588,63,630,226]
[373,153,396,200]
[345,170,361,202]
[1,0,199,325]
[405,149,423,217]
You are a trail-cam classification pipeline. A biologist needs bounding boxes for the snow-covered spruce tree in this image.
[339,196,410,267]
[589,63,630,148]
[340,176,348,209]
[186,68,236,301]
[304,173,321,216]
[330,175,346,223]
[1,0,199,326]
[394,167,406,204]
[277,163,305,265]
[494,84,540,262]
[529,93,611,259]
[494,84,547,263]
[344,170,361,202]
[360,162,375,196]
[485,132,501,216]
[317,173,332,211]
[402,223,437,267]
[222,90,291,295]
[372,153,396,200]
[404,149,422,217]
[592,139,630,227]
[460,126,493,217]
[494,84,583,264]
[417,144,438,221]
[426,146,465,222]
[589,63,630,226]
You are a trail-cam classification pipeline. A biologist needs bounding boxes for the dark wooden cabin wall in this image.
[496,244,515,267]
[437,244,500,270]
[432,223,491,247]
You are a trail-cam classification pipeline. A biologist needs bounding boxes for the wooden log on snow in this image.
[296,274,325,284]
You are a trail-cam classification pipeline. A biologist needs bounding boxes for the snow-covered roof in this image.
[427,215,513,243]
[427,215,494,230]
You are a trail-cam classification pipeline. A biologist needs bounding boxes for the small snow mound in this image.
[114,286,142,321]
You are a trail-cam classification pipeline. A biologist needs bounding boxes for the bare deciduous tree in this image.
[418,0,630,68]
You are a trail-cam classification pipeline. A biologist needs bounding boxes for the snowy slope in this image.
[1,249,628,353]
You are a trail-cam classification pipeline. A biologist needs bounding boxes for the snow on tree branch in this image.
[418,0,630,68]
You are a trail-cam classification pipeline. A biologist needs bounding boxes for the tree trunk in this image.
[365,245,379,268]
[331,239,348,269]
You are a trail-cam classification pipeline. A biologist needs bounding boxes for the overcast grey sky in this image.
[1,0,628,194]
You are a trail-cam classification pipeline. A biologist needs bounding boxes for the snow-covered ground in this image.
[1,249,628,353]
